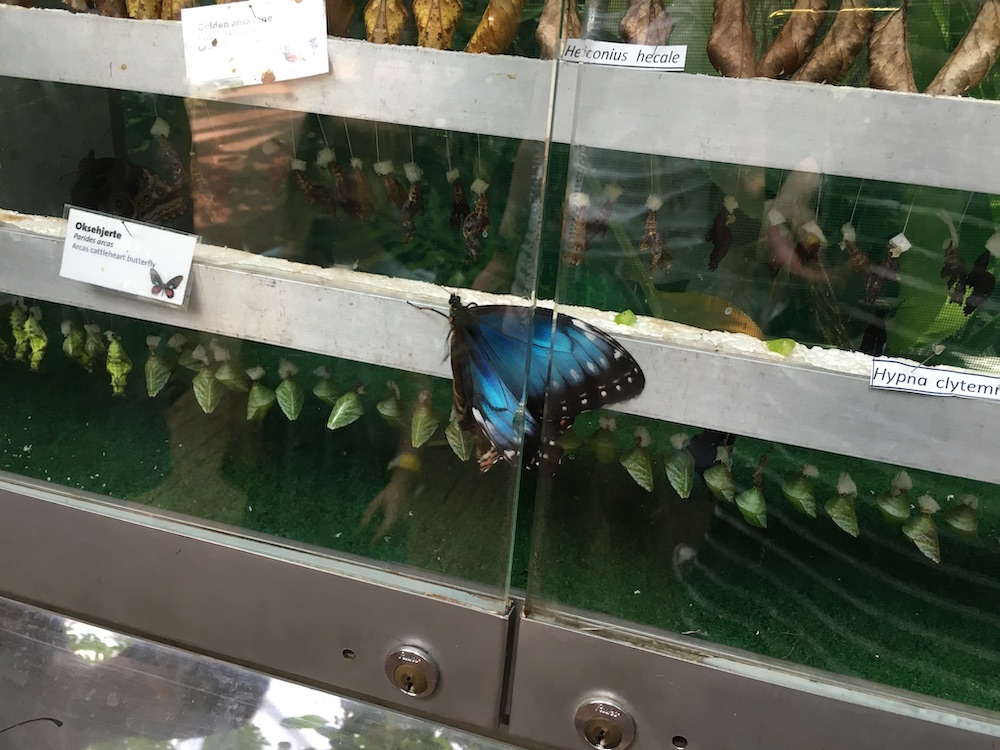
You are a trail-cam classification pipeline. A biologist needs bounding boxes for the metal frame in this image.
[508,609,1000,750]
[5,5,1000,192]
[0,473,513,731]
[3,219,998,485]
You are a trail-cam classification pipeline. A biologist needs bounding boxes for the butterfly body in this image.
[447,295,645,473]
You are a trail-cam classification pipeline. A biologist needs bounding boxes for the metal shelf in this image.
[3,217,997,485]
[5,5,1000,192]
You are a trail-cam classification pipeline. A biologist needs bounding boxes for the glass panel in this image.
[527,0,1000,716]
[0,63,557,606]
[0,594,521,750]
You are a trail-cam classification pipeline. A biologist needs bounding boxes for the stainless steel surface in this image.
[0,593,521,750]
[3,224,998,485]
[0,5,555,141]
[574,699,635,750]
[4,5,1000,193]
[0,477,512,731]
[385,645,440,698]
[509,612,1000,750]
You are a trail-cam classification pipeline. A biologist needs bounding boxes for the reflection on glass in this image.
[0,595,518,750]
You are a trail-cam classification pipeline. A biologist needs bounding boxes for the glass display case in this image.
[3,0,1000,748]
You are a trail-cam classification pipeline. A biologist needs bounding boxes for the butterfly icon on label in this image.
[150,268,184,299]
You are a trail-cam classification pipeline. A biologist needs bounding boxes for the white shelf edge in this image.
[2,218,997,485]
[5,5,1000,193]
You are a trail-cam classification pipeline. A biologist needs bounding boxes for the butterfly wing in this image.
[150,268,164,295]
[165,275,184,299]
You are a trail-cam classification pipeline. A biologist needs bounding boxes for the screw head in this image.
[384,646,439,698]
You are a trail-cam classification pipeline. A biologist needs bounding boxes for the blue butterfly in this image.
[447,294,645,473]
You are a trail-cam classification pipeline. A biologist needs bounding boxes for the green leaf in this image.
[327,390,364,430]
[614,309,638,325]
[216,362,250,392]
[765,338,796,356]
[903,514,941,563]
[735,486,767,528]
[445,418,474,461]
[193,368,224,414]
[145,354,172,397]
[824,494,859,537]
[943,504,978,536]
[703,463,735,503]
[247,382,277,421]
[276,378,305,421]
[620,446,653,492]
[313,377,340,406]
[876,490,911,523]
[664,450,695,498]
[410,404,441,448]
[780,474,816,517]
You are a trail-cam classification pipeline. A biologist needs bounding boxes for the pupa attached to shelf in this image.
[864,232,908,305]
[781,463,819,518]
[212,342,249,393]
[191,345,223,414]
[246,366,277,421]
[144,335,172,398]
[707,0,755,78]
[413,0,463,48]
[351,158,376,221]
[105,331,132,397]
[904,494,941,563]
[376,380,403,426]
[462,179,491,260]
[790,0,872,85]
[943,494,979,536]
[941,238,967,305]
[374,160,407,209]
[664,432,696,499]
[963,249,996,315]
[825,471,859,537]
[25,306,47,372]
[447,169,470,231]
[563,192,591,266]
[410,389,441,449]
[620,0,674,46]
[703,444,736,503]
[876,470,912,524]
[292,159,338,216]
[735,453,768,528]
[275,359,305,421]
[313,366,340,407]
[621,427,654,493]
[757,0,827,78]
[536,0,582,58]
[587,183,622,244]
[62,320,92,372]
[327,386,365,430]
[465,0,525,53]
[364,0,410,43]
[706,195,738,270]
[9,300,28,362]
[766,207,799,278]
[151,117,186,192]
[446,408,476,462]
[925,0,1000,97]
[640,195,672,271]
[400,162,425,243]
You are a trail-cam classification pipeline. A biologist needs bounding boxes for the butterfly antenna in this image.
[406,300,448,319]
[0,717,64,734]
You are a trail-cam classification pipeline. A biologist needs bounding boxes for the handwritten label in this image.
[562,39,686,71]
[181,0,328,88]
[60,207,197,306]
[870,357,1000,401]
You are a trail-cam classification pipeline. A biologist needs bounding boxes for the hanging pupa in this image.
[664,433,696,499]
[376,380,403,426]
[587,184,622,244]
[400,162,425,243]
[446,411,475,462]
[824,471,860,537]
[313,366,340,406]
[191,345,223,414]
[328,386,365,430]
[292,159,337,216]
[84,323,107,363]
[903,494,941,563]
[105,331,132,396]
[62,320,92,372]
[410,389,441,448]
[144,335,172,397]
[563,192,591,266]
[780,463,818,517]
[352,158,376,221]
[841,223,871,277]
[640,195,672,271]
[962,249,996,315]
[865,233,908,304]
[766,207,801,278]
[620,427,654,493]
[151,117,185,191]
[246,366,277,421]
[212,342,249,392]
[10,300,28,362]
[588,414,618,464]
[25,307,47,372]
[735,452,768,528]
[876,470,912,523]
[794,220,826,270]
[447,169,470,231]
[462,179,491,260]
[943,494,979,536]
[275,358,305,421]
[706,195,738,271]
[374,160,407,209]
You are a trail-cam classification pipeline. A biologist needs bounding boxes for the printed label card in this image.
[60,207,197,307]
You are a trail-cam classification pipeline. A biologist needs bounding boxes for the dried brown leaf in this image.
[791,0,872,84]
[758,0,827,77]
[620,0,674,46]
[536,0,582,59]
[414,0,463,48]
[465,0,525,54]
[364,0,410,43]
[708,0,756,78]
[326,0,356,36]
[925,0,1000,96]
[868,2,916,92]
[125,0,160,19]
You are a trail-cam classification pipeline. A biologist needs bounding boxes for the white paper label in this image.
[870,357,1000,401]
[561,39,686,71]
[60,207,197,306]
[181,0,328,88]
